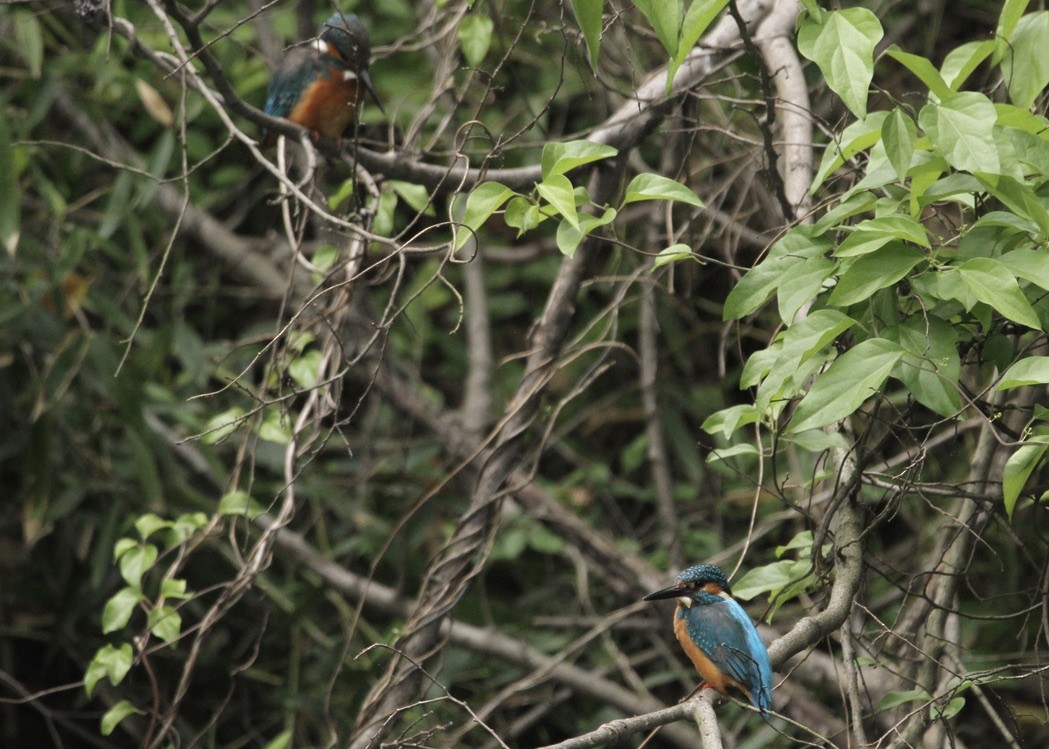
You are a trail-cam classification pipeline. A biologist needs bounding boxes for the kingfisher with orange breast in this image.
[262,12,382,146]
[643,563,773,716]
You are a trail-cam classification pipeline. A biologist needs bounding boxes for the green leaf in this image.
[202,407,246,445]
[997,0,1032,40]
[975,175,1049,237]
[113,537,137,562]
[503,196,547,234]
[0,109,20,255]
[997,357,1049,390]
[941,40,995,89]
[569,0,603,66]
[135,513,169,541]
[887,316,963,417]
[259,410,292,444]
[458,13,494,66]
[541,140,618,179]
[160,578,191,599]
[102,588,142,634]
[958,258,1041,329]
[536,174,580,228]
[810,113,889,193]
[837,215,930,256]
[784,429,850,453]
[328,179,354,211]
[935,697,966,720]
[882,109,918,180]
[1000,12,1049,109]
[100,700,141,736]
[706,443,759,464]
[148,605,182,644]
[653,243,695,268]
[289,349,323,389]
[919,92,1000,174]
[218,490,267,520]
[635,0,683,55]
[621,172,704,207]
[798,8,883,118]
[84,644,133,697]
[731,559,813,601]
[776,254,835,324]
[885,46,953,100]
[388,181,432,214]
[555,206,616,256]
[1003,442,1048,519]
[1000,249,1049,290]
[265,730,294,749]
[827,244,925,307]
[789,339,904,432]
[119,544,158,590]
[669,0,729,88]
[701,404,758,439]
[724,228,831,319]
[878,688,932,711]
[456,181,514,251]
[12,11,43,79]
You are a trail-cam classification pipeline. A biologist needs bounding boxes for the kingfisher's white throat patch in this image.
[678,596,692,608]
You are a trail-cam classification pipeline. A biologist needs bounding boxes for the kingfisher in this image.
[261,12,382,146]
[643,563,773,716]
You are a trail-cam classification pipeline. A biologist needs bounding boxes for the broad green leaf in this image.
[1000,12,1049,109]
[879,688,933,711]
[828,244,925,307]
[941,40,995,89]
[113,537,137,562]
[811,113,888,192]
[622,173,704,207]
[388,181,432,214]
[731,558,815,606]
[958,258,1041,329]
[456,181,514,250]
[503,196,547,234]
[882,109,918,181]
[780,310,857,367]
[0,110,20,255]
[218,490,267,520]
[776,254,835,324]
[101,700,141,736]
[202,407,246,445]
[669,0,729,88]
[555,206,616,256]
[975,175,1049,237]
[789,338,904,432]
[265,730,294,749]
[536,174,579,228]
[259,409,292,444]
[837,215,930,255]
[919,92,1000,174]
[885,46,953,100]
[936,697,966,720]
[776,530,814,557]
[135,513,169,541]
[653,243,695,268]
[458,14,493,67]
[813,191,879,235]
[12,11,43,79]
[541,140,617,179]
[701,404,758,439]
[706,443,758,464]
[161,578,191,599]
[102,588,142,634]
[119,544,158,590]
[785,429,850,453]
[84,644,133,697]
[887,316,963,417]
[328,179,354,211]
[289,349,323,389]
[798,8,882,118]
[997,357,1049,390]
[148,605,182,644]
[635,0,683,55]
[1000,248,1049,290]
[723,228,832,319]
[1003,442,1047,519]
[997,0,1032,40]
[569,0,603,66]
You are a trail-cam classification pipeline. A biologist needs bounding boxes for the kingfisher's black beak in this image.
[642,582,685,601]
[360,69,385,115]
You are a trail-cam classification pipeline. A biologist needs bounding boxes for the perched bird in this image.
[262,12,382,145]
[643,563,773,716]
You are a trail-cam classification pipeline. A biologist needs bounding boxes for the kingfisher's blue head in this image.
[318,13,371,69]
[643,563,731,602]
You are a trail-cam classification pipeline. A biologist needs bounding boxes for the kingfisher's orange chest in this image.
[286,67,360,141]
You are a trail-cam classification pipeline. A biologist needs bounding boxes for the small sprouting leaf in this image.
[1000,12,1049,109]
[622,173,704,207]
[289,349,323,389]
[827,244,925,307]
[541,140,618,180]
[148,605,182,644]
[217,490,267,520]
[789,339,904,433]
[997,357,1049,390]
[797,8,883,118]
[458,13,494,66]
[634,0,683,55]
[84,643,133,697]
[160,578,191,599]
[958,258,1041,329]
[456,181,514,251]
[555,206,616,256]
[569,0,603,66]
[113,537,137,562]
[882,109,918,180]
[102,587,142,634]
[536,174,580,228]
[134,514,169,541]
[1003,442,1048,519]
[503,196,547,234]
[653,243,695,268]
[119,544,158,590]
[919,92,1000,175]
[202,407,246,445]
[101,700,141,736]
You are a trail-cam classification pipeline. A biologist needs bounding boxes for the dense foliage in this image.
[2,0,1048,747]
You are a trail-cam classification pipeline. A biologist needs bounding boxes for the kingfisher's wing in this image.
[263,48,327,118]
[685,597,773,713]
